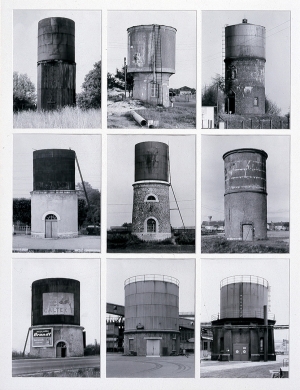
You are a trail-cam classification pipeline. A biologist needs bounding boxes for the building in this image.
[224,19,266,115]
[211,275,276,362]
[29,278,85,358]
[127,24,176,107]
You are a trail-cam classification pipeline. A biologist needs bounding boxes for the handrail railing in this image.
[124,274,179,286]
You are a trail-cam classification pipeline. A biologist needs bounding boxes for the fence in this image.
[218,117,289,129]
[13,225,31,235]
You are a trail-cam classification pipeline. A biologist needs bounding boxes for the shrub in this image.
[175,232,195,245]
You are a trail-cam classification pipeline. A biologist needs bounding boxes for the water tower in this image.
[37,17,76,111]
[211,275,276,361]
[223,148,268,240]
[31,149,78,238]
[124,275,180,356]
[29,278,85,358]
[127,24,176,107]
[224,19,266,115]
[131,141,171,241]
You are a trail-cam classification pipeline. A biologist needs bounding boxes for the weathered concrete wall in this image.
[124,331,180,356]
[30,325,84,358]
[31,191,78,238]
[131,182,171,241]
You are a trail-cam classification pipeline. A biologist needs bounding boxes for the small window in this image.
[203,341,208,350]
[254,97,259,106]
[151,83,159,98]
[147,218,156,232]
[45,214,57,220]
[147,195,156,201]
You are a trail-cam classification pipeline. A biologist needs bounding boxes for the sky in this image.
[201,258,289,341]
[201,135,290,223]
[13,10,101,94]
[107,258,195,315]
[107,135,196,228]
[202,10,291,115]
[12,258,100,352]
[108,10,196,89]
[13,134,101,198]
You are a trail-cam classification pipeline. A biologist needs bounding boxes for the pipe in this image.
[264,305,268,362]
[131,111,147,126]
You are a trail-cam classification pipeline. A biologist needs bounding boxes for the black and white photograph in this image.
[13,10,101,128]
[201,135,289,253]
[107,10,196,129]
[201,258,289,378]
[202,10,290,129]
[106,258,195,378]
[13,134,101,252]
[107,135,195,253]
[12,258,100,377]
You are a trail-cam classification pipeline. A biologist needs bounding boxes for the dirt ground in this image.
[201,231,289,253]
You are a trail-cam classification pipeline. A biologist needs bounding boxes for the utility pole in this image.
[124,57,127,99]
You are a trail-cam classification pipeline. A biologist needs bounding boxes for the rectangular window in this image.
[203,341,208,350]
[254,97,259,106]
[129,339,134,351]
[151,83,159,97]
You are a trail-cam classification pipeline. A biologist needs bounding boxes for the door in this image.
[242,224,253,241]
[146,340,160,356]
[45,214,58,238]
[233,343,249,361]
[56,342,67,358]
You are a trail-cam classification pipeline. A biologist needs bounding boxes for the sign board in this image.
[32,328,53,347]
[43,292,74,315]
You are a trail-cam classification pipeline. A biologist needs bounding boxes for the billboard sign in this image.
[32,328,53,347]
[43,292,74,315]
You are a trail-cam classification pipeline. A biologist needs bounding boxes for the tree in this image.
[202,74,225,109]
[77,61,101,109]
[265,96,281,116]
[76,181,101,225]
[13,198,31,224]
[13,72,36,112]
[107,66,134,95]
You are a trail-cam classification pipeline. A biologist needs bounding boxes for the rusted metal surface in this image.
[33,149,75,191]
[135,141,169,182]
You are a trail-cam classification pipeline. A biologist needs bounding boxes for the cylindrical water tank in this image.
[223,148,268,240]
[33,149,76,191]
[124,275,179,331]
[134,142,169,182]
[127,25,176,74]
[31,278,80,326]
[225,21,266,60]
[220,275,268,319]
[38,17,75,63]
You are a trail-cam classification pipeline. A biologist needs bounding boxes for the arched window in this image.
[147,218,156,233]
[45,214,57,220]
[144,194,158,202]
[147,195,156,200]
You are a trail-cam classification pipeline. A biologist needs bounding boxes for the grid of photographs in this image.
[1,2,296,389]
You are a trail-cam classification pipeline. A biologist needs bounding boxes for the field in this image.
[13,106,101,128]
[201,231,289,253]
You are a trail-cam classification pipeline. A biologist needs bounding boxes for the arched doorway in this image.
[45,214,58,238]
[147,218,156,233]
[56,341,67,358]
[227,90,235,114]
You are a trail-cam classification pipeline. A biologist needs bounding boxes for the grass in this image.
[201,236,289,253]
[15,367,100,377]
[13,106,101,128]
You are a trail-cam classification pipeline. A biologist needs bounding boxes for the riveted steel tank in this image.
[135,142,169,182]
[220,275,268,319]
[223,148,268,240]
[33,149,75,191]
[31,278,80,326]
[224,19,266,114]
[127,25,176,107]
[37,17,76,111]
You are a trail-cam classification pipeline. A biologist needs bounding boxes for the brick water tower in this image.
[131,141,171,241]
[29,278,85,358]
[224,19,266,115]
[37,17,76,111]
[127,24,176,107]
[223,148,268,240]
[31,149,78,238]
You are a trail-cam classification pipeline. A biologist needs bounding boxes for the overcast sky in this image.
[202,10,291,115]
[13,10,101,94]
[201,258,289,341]
[12,258,100,352]
[107,258,195,314]
[13,134,101,198]
[107,135,195,228]
[201,135,290,223]
[108,10,196,89]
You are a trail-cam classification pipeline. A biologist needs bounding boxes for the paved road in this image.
[13,235,100,252]
[12,356,100,376]
[107,353,194,378]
